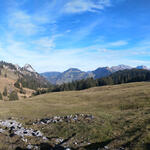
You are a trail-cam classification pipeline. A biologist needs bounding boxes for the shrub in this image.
[9,91,19,101]
[14,81,21,89]
[0,92,3,100]
[3,87,7,96]
[20,88,26,94]
[4,73,7,78]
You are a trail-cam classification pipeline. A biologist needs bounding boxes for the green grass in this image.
[0,82,150,149]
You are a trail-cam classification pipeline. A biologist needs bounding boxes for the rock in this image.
[27,144,33,149]
[22,138,27,143]
[0,120,45,141]
[104,146,109,149]
[0,128,5,133]
[65,148,71,150]
[34,114,94,125]
[43,136,47,140]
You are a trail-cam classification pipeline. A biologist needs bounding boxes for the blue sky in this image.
[0,0,150,72]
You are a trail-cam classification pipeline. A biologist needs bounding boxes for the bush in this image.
[3,87,7,96]
[0,92,3,100]
[9,91,19,101]
[14,81,21,89]
[20,88,26,94]
[4,74,7,78]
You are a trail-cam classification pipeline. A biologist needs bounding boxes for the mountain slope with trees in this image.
[34,69,150,95]
[0,61,51,100]
[41,65,147,85]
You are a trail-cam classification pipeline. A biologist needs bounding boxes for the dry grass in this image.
[0,81,149,118]
[0,77,34,100]
[0,82,150,149]
[0,67,34,100]
[0,77,15,92]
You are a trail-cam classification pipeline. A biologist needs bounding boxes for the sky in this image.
[0,0,150,72]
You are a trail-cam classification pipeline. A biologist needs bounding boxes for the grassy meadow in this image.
[0,82,150,149]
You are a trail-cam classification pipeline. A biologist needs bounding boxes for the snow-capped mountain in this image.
[22,64,36,72]
[41,64,149,84]
[111,65,132,72]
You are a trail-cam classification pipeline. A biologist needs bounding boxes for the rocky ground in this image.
[0,114,127,150]
[33,114,94,125]
[0,114,105,150]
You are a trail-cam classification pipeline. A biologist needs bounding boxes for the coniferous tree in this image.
[32,69,150,96]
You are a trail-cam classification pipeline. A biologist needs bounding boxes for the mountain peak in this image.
[111,65,132,72]
[65,68,81,72]
[23,64,35,72]
[14,64,21,70]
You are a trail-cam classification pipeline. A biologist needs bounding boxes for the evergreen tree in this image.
[32,69,150,96]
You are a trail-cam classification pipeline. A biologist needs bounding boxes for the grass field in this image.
[0,82,150,149]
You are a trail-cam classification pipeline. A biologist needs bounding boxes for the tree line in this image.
[33,69,150,95]
[15,74,52,90]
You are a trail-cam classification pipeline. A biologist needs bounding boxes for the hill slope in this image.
[0,82,150,149]
[56,68,93,85]
[41,68,93,85]
[0,61,50,100]
[40,72,61,84]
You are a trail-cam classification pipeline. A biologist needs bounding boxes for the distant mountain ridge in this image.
[41,65,150,85]
[0,61,149,88]
[40,72,61,85]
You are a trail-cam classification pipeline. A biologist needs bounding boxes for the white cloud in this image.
[32,37,55,50]
[66,29,71,33]
[69,20,100,42]
[64,0,111,13]
[109,40,128,46]
[8,10,45,36]
[1,37,150,72]
[32,33,63,51]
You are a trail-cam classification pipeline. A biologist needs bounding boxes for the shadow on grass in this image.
[82,139,114,150]
[144,143,150,150]
[15,143,66,150]
[15,133,76,150]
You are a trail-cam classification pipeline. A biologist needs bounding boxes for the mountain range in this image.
[41,65,150,85]
[0,60,149,90]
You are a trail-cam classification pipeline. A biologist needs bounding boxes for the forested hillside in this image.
[0,61,51,100]
[34,69,150,95]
